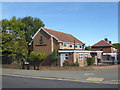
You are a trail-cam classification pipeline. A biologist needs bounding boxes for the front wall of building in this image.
[75,52,91,67]
[53,38,60,52]
[92,47,112,53]
[33,30,53,65]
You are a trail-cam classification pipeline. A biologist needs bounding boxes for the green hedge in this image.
[86,57,94,66]
[63,62,79,67]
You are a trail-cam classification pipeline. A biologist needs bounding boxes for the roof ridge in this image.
[92,39,113,47]
[43,27,71,35]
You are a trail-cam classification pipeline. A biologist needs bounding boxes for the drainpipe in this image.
[74,40,76,50]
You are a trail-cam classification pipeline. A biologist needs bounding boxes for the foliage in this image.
[112,43,120,49]
[21,16,45,44]
[63,60,79,67]
[1,16,28,57]
[86,57,94,66]
[85,46,91,50]
[28,51,36,62]
[1,16,45,64]
[51,51,59,62]
[38,52,46,61]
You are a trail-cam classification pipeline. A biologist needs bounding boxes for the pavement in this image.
[1,68,119,85]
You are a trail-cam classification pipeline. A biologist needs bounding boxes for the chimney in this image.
[104,38,108,42]
[109,41,112,44]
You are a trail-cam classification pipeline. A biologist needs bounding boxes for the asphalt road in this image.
[2,75,119,88]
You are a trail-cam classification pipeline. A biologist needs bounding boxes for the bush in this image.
[86,57,94,66]
[63,60,79,67]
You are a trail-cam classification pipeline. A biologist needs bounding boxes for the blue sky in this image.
[2,2,118,46]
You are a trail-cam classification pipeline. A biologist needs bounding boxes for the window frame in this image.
[85,54,88,58]
[69,44,72,48]
[65,53,69,60]
[63,42,67,48]
[79,54,83,60]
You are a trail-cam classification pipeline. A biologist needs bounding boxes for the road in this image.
[2,75,119,88]
[2,68,119,84]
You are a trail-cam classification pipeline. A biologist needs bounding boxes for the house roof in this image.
[92,40,113,47]
[32,27,84,44]
[43,28,84,44]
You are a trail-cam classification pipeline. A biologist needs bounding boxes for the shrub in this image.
[38,52,46,62]
[63,60,79,67]
[51,51,59,66]
[86,57,94,66]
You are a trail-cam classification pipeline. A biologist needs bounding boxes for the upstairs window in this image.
[75,45,78,48]
[69,45,72,48]
[80,45,82,49]
[64,43,67,48]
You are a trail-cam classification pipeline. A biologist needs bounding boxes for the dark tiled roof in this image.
[43,28,84,44]
[92,40,113,47]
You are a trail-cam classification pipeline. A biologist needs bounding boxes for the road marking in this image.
[86,78,104,81]
[84,73,94,75]
[3,73,119,84]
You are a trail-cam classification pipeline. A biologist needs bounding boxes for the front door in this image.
[60,53,66,66]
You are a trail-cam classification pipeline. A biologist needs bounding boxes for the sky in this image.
[2,2,118,46]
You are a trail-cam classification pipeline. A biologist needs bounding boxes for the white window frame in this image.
[75,45,78,48]
[69,44,72,48]
[85,54,88,58]
[80,45,82,49]
[79,54,83,60]
[65,53,69,60]
[63,42,67,48]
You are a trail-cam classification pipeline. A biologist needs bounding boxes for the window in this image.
[79,54,83,60]
[85,54,88,58]
[97,54,100,58]
[64,43,67,48]
[69,45,72,48]
[75,45,78,48]
[65,53,69,60]
[80,45,82,49]
[100,47,103,51]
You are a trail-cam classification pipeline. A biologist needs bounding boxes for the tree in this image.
[1,16,28,58]
[28,51,36,69]
[112,43,120,50]
[51,51,59,66]
[85,45,91,50]
[21,16,45,44]
[1,16,45,64]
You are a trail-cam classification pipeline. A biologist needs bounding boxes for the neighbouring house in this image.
[91,38,118,64]
[29,27,102,67]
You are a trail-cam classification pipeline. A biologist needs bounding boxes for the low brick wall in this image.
[2,64,120,71]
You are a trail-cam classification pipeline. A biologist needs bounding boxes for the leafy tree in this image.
[28,51,36,69]
[21,16,45,44]
[112,43,120,50]
[85,45,91,50]
[1,16,45,64]
[51,51,59,66]
[2,16,28,58]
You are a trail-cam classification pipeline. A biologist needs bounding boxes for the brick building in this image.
[91,38,118,64]
[29,27,102,66]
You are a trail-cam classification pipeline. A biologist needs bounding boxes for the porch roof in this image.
[58,50,103,53]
